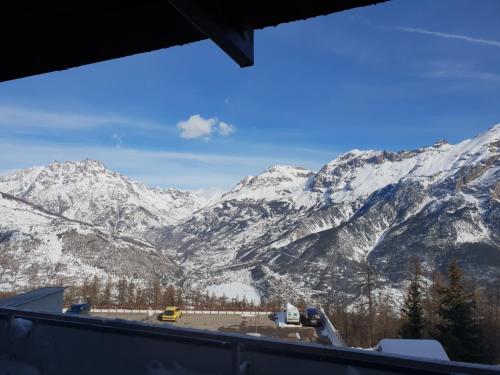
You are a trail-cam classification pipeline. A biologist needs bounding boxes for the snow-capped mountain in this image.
[0,159,205,239]
[0,125,498,302]
[169,125,499,301]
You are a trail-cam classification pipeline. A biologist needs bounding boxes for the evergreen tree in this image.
[435,260,483,362]
[399,258,426,339]
[117,278,128,307]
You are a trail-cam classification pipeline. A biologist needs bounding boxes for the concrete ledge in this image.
[0,287,64,313]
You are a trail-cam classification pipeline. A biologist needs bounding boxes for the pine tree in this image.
[399,258,426,339]
[117,278,128,307]
[435,260,483,362]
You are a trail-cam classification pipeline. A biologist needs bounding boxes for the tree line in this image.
[64,277,279,311]
[326,258,500,364]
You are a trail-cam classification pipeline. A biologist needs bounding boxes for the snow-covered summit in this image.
[0,159,207,236]
[219,165,316,205]
[312,125,499,204]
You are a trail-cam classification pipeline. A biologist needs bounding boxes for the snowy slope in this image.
[0,192,180,291]
[172,124,500,301]
[314,125,500,205]
[220,165,320,208]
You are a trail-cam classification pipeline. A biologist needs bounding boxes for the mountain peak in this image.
[47,159,108,172]
[484,123,500,140]
[490,123,500,131]
[431,139,449,148]
[0,159,207,231]
[265,165,308,174]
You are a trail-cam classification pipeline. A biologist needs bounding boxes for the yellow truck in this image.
[158,306,182,322]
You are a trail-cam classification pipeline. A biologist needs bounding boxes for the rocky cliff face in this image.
[0,125,498,302]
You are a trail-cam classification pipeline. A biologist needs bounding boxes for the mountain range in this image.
[1,125,499,304]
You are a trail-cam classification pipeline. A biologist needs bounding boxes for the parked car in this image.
[303,307,321,327]
[65,302,91,315]
[158,306,183,322]
[285,303,300,325]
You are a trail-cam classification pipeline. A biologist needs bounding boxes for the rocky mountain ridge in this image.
[0,125,498,303]
[0,159,205,237]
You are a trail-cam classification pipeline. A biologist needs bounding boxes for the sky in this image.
[0,0,499,192]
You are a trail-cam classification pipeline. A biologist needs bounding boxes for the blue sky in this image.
[0,0,499,191]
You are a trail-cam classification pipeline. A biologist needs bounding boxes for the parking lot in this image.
[92,311,331,345]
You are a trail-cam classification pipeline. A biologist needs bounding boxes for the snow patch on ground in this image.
[205,282,261,304]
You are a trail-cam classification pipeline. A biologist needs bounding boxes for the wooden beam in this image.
[167,0,254,67]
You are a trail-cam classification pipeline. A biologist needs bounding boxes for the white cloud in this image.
[177,114,236,139]
[393,27,500,49]
[218,122,236,136]
[0,105,237,141]
[177,114,217,139]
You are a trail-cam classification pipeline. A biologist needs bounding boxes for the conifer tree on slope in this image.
[399,258,426,339]
[436,260,483,362]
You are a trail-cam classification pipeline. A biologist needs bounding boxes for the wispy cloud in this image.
[112,133,124,148]
[177,114,237,139]
[0,140,322,189]
[429,69,500,82]
[393,27,500,49]
[0,105,173,132]
[424,61,500,83]
[217,122,236,136]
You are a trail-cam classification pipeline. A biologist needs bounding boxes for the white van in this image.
[285,303,300,324]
